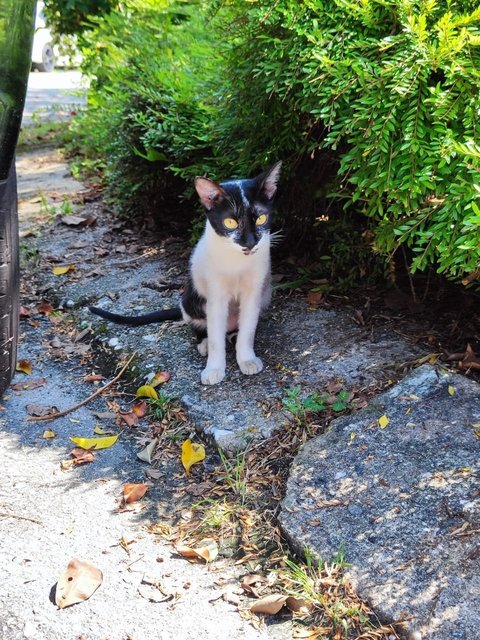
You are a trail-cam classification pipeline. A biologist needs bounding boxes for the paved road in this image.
[23,70,87,124]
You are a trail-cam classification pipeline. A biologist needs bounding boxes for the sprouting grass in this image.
[218,448,248,502]
[282,386,352,425]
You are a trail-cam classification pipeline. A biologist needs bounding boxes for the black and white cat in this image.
[89,161,282,385]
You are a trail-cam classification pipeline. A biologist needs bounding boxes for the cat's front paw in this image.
[201,367,225,385]
[238,357,263,376]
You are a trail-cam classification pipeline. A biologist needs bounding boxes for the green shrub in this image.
[70,0,217,227]
[43,0,117,36]
[74,0,480,285]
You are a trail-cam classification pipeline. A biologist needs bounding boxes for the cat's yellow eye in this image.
[256,213,268,226]
[223,218,238,230]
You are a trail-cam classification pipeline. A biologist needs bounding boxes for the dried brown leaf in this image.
[123,483,149,504]
[119,411,139,428]
[37,302,55,315]
[26,403,57,417]
[83,373,105,383]
[70,447,96,465]
[132,400,148,417]
[250,593,287,615]
[10,377,46,392]
[55,559,103,608]
[176,538,218,563]
[305,291,323,306]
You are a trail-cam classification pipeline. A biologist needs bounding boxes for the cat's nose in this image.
[243,234,256,250]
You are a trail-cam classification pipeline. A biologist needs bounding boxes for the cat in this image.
[89,161,282,385]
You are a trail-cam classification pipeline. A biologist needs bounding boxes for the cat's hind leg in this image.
[193,327,208,357]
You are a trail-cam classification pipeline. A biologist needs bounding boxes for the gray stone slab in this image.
[280,365,480,640]
[83,290,425,450]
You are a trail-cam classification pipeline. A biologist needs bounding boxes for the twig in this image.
[27,353,136,423]
[0,512,42,524]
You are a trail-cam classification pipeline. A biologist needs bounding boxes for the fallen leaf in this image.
[37,302,54,315]
[43,430,56,439]
[132,400,148,417]
[222,589,242,605]
[70,434,119,450]
[145,467,162,480]
[459,343,480,370]
[181,439,206,474]
[185,481,213,496]
[16,359,32,375]
[71,447,96,464]
[150,371,171,387]
[93,425,112,435]
[92,411,117,420]
[55,559,103,608]
[378,414,389,429]
[250,593,288,615]
[241,574,267,598]
[119,411,139,428]
[448,385,455,396]
[305,291,323,306]
[10,377,46,391]
[137,438,158,464]
[123,483,149,504]
[52,264,75,276]
[176,538,218,563]
[285,596,309,613]
[19,305,31,317]
[83,373,105,383]
[61,213,97,227]
[26,403,57,417]
[136,385,158,400]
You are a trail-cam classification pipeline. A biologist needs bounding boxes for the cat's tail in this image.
[89,306,182,326]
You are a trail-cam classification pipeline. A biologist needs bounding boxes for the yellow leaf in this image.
[69,434,119,450]
[378,414,389,429]
[135,385,158,400]
[448,385,455,396]
[43,430,56,439]
[473,423,480,438]
[52,264,75,276]
[181,439,205,474]
[16,359,32,375]
[93,425,111,435]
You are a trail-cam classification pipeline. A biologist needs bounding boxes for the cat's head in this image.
[194,161,282,255]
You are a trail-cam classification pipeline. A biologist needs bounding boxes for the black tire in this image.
[0,161,19,394]
[36,42,55,72]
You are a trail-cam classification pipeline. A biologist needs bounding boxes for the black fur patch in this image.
[181,277,206,320]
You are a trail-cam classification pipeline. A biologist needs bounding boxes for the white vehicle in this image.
[31,1,55,72]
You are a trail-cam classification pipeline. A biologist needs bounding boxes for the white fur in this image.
[190,221,271,385]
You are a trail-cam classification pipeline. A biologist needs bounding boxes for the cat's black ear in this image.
[257,161,282,200]
[195,177,226,211]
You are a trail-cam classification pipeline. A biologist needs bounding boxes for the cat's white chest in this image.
[191,223,270,301]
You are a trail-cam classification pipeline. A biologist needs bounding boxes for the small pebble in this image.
[348,504,363,516]
[142,334,156,342]
[334,470,347,480]
[108,337,122,349]
[65,299,75,308]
